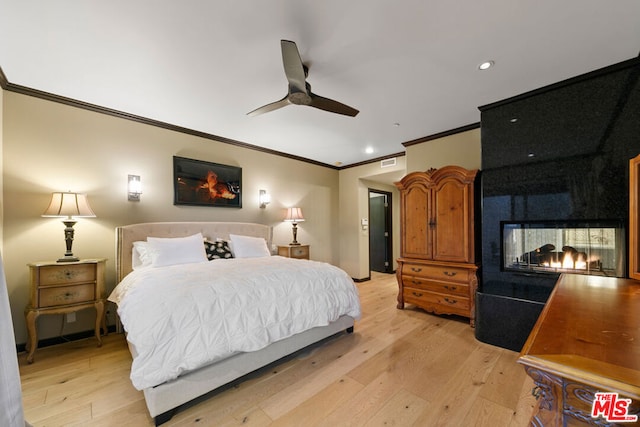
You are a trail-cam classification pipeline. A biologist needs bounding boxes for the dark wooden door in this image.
[369,190,393,273]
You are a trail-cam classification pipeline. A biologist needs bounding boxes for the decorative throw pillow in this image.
[204,240,234,260]
[229,234,271,258]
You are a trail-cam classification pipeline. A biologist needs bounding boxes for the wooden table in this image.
[518,274,640,426]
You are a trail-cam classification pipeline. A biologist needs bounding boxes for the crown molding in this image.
[1,65,479,170]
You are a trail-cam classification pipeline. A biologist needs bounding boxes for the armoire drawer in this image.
[403,287,469,315]
[401,275,469,297]
[402,263,471,284]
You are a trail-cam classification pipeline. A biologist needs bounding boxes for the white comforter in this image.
[108,256,361,390]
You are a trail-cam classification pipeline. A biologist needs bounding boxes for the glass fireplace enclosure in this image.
[502,220,625,278]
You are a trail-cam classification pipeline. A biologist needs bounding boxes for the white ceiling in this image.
[1,1,639,167]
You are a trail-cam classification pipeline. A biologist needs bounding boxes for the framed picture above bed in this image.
[173,156,242,208]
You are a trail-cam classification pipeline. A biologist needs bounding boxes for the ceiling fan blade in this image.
[309,92,359,117]
[247,95,291,117]
[281,40,308,94]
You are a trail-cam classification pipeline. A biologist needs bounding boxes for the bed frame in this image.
[115,222,355,425]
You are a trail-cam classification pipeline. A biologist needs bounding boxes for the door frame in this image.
[368,189,394,273]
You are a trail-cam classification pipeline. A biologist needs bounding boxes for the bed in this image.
[109,222,361,425]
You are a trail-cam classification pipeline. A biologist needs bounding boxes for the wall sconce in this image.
[284,207,305,245]
[259,189,271,208]
[42,192,96,262]
[128,175,142,201]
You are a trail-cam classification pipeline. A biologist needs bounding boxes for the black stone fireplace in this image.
[476,57,640,351]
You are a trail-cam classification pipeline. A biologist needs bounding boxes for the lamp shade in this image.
[42,192,96,218]
[284,207,305,222]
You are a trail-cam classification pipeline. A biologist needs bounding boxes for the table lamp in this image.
[284,207,305,245]
[42,192,96,262]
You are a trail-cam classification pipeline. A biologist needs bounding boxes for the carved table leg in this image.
[25,309,39,364]
[94,300,104,347]
[524,366,563,426]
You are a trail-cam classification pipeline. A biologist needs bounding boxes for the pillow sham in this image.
[132,241,152,270]
[204,240,234,260]
[229,234,271,258]
[147,233,208,267]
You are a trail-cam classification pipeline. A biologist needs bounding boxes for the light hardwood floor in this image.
[19,272,537,426]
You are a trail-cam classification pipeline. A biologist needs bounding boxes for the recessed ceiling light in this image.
[510,118,518,123]
[393,122,400,127]
[478,60,494,71]
[365,147,374,154]
[527,152,535,158]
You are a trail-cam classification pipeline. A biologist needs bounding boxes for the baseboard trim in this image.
[16,325,118,354]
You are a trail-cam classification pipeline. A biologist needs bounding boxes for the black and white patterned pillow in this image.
[204,240,234,260]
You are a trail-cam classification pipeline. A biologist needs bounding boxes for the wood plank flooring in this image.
[19,272,537,426]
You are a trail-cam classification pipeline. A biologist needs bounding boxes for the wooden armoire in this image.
[395,165,478,326]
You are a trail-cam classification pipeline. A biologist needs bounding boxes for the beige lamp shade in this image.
[283,207,305,223]
[42,192,96,218]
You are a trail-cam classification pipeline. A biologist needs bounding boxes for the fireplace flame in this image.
[545,252,588,270]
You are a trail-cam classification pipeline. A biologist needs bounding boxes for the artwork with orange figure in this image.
[199,171,237,200]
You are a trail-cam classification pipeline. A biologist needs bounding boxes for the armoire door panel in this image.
[402,185,432,259]
[433,179,471,262]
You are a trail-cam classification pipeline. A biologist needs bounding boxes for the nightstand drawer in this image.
[277,245,310,260]
[38,263,96,286]
[290,246,308,258]
[39,283,96,307]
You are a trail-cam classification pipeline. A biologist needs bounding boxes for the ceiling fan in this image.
[247,40,359,117]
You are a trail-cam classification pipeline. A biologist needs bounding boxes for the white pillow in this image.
[132,241,152,270]
[147,233,208,267]
[229,234,271,258]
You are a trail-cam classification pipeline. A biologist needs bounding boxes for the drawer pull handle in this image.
[444,297,457,304]
[411,280,421,285]
[410,267,422,273]
[56,269,78,281]
[444,285,457,291]
[412,291,423,297]
[443,271,457,277]
[56,291,79,302]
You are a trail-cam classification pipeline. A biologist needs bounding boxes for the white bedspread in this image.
[108,256,361,390]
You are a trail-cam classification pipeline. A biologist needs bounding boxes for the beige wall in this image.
[406,128,481,172]
[3,91,340,344]
[338,157,406,280]
[335,129,481,281]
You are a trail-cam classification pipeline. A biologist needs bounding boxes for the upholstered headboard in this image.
[115,222,273,282]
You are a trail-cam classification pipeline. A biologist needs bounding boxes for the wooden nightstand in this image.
[24,258,107,363]
[277,244,310,260]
